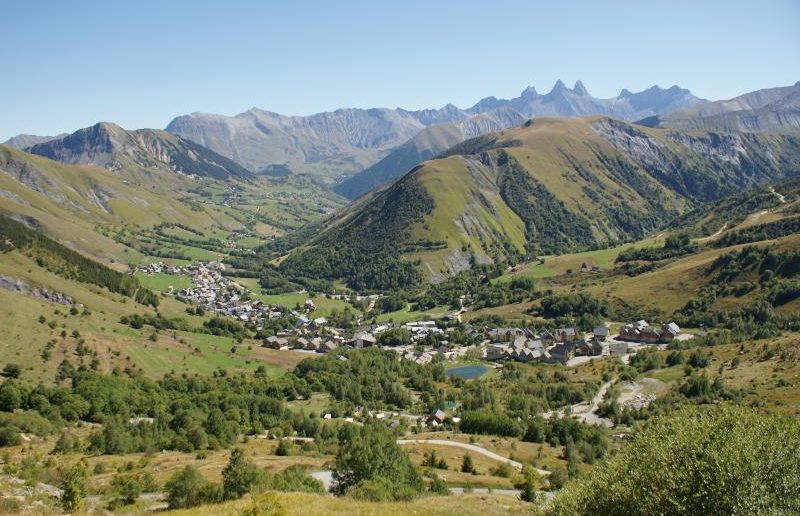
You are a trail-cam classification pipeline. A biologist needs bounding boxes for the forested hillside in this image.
[280,116,800,290]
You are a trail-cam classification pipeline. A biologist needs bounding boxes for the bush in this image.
[165,466,221,509]
[269,465,325,494]
[110,471,157,506]
[222,448,261,500]
[0,427,21,447]
[548,406,800,515]
[333,423,423,499]
[460,410,523,437]
[60,463,87,513]
[2,363,21,379]
[461,453,476,474]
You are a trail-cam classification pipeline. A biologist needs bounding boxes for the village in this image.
[135,261,691,367]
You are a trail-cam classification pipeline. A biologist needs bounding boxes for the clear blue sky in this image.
[2,0,798,140]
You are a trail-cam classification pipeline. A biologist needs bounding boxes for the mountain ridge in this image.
[656,82,800,133]
[166,81,706,182]
[27,122,253,180]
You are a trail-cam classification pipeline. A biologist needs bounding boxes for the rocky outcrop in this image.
[0,275,74,305]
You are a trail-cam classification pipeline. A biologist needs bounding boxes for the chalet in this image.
[428,409,446,425]
[320,340,338,353]
[554,327,579,343]
[352,332,377,349]
[263,336,289,350]
[486,344,509,361]
[295,337,310,349]
[403,350,434,365]
[609,341,629,356]
[662,322,681,340]
[619,320,681,344]
[488,328,524,342]
[310,317,328,329]
[304,299,316,311]
[593,325,610,341]
[547,341,575,363]
[539,330,555,344]
[576,340,603,356]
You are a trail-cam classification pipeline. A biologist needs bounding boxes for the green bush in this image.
[333,422,423,500]
[268,465,324,494]
[548,405,800,515]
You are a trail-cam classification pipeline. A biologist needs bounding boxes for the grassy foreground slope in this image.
[169,491,530,515]
[282,116,800,289]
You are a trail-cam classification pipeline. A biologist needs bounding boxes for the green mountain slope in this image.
[281,116,800,290]
[0,145,342,267]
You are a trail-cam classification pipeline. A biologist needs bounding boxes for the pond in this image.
[446,364,489,380]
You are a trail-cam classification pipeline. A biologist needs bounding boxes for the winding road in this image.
[397,439,549,476]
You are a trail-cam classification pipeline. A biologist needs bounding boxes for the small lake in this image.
[446,364,488,380]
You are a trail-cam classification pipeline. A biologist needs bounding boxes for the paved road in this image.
[312,471,526,497]
[311,471,556,499]
[576,379,615,428]
[397,439,549,476]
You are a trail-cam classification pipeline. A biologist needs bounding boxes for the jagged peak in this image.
[519,85,539,97]
[549,79,568,94]
[619,88,633,98]
[573,80,589,96]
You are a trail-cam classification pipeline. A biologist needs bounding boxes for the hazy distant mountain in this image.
[166,108,466,181]
[468,80,704,120]
[28,122,252,179]
[334,107,526,199]
[3,133,67,149]
[655,82,800,133]
[333,82,704,199]
[167,81,705,184]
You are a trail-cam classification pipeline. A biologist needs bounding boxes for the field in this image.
[0,251,309,383]
[494,235,665,283]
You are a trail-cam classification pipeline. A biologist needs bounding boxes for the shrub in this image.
[333,423,423,499]
[165,466,221,509]
[222,448,261,500]
[269,465,324,494]
[549,406,800,515]
[60,463,87,513]
[2,364,21,379]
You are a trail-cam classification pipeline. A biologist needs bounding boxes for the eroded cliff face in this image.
[25,123,252,179]
[590,118,799,202]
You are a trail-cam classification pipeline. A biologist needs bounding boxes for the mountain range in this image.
[165,81,706,185]
[655,81,800,133]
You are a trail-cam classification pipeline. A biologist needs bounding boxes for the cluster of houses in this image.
[618,320,681,344]
[263,324,385,354]
[136,261,302,328]
[485,327,579,364]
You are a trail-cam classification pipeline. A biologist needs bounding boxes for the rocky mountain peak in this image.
[573,80,589,96]
[549,79,569,95]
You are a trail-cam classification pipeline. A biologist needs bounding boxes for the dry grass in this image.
[167,491,531,516]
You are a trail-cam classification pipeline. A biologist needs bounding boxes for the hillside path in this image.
[397,439,549,476]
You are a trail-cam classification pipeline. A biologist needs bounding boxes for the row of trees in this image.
[0,214,158,306]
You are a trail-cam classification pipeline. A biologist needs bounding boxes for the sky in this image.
[2,0,799,140]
